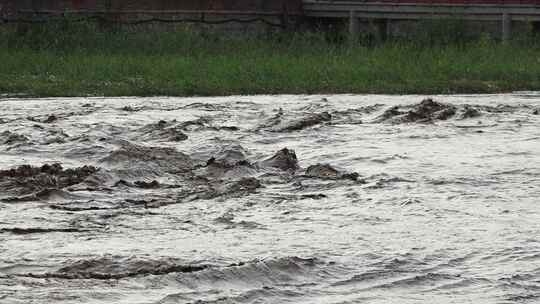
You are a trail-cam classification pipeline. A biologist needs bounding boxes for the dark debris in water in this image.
[458,105,482,120]
[1,96,537,303]
[259,110,332,132]
[43,115,58,124]
[22,256,210,280]
[137,120,188,142]
[113,179,161,189]
[0,145,366,205]
[0,227,85,234]
[277,112,331,132]
[376,98,457,124]
[17,255,322,281]
[0,131,29,145]
[196,177,262,201]
[305,164,360,181]
[0,164,98,198]
[99,142,195,173]
[369,98,533,124]
[261,148,299,172]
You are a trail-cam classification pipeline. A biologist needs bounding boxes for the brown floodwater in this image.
[0,94,539,304]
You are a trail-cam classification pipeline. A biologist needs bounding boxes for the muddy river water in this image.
[0,94,539,304]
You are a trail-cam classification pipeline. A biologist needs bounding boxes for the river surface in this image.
[0,94,539,304]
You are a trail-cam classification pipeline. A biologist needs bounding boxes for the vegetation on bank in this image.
[1,21,540,97]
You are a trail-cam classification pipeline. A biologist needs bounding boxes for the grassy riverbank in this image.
[1,23,540,96]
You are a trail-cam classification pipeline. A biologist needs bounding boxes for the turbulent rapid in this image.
[0,94,539,304]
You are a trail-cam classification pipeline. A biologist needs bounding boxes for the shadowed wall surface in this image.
[0,0,303,12]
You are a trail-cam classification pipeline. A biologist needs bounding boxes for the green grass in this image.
[1,22,540,97]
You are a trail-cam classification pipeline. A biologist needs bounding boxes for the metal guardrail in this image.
[303,0,540,41]
[303,1,540,21]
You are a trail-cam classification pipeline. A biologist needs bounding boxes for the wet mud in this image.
[0,95,539,304]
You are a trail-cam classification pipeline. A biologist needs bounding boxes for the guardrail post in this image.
[502,13,511,43]
[375,19,389,42]
[99,0,113,31]
[349,10,358,43]
[281,2,290,31]
[533,21,540,36]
